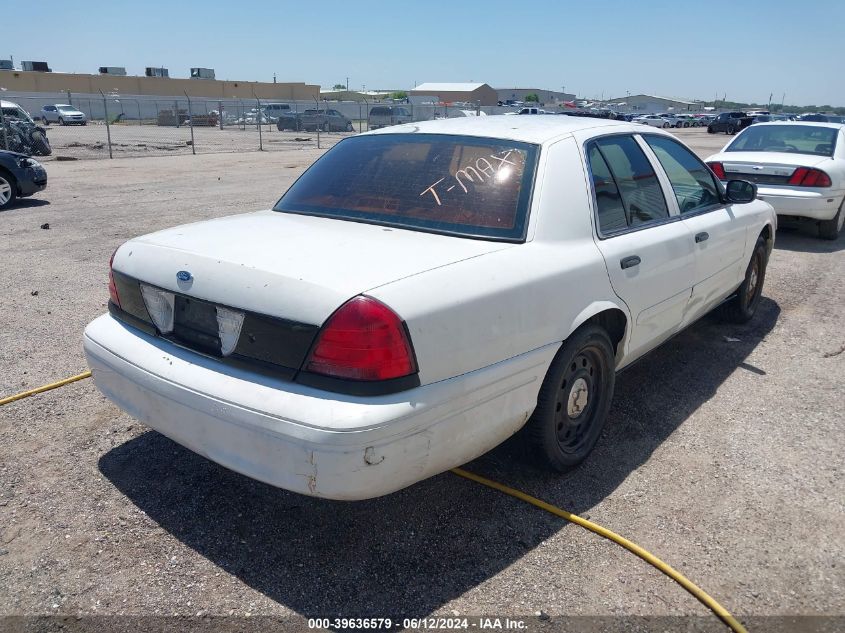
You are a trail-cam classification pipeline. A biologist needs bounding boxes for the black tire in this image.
[0,169,18,210]
[707,126,715,134]
[42,117,50,125]
[526,325,615,471]
[58,117,65,126]
[727,125,736,135]
[818,201,844,240]
[346,122,354,132]
[31,131,52,156]
[721,236,767,323]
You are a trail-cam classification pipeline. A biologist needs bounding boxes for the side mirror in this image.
[725,179,757,204]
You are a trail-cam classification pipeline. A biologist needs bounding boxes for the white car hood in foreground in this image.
[113,210,512,325]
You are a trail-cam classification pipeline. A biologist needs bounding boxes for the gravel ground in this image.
[0,128,843,629]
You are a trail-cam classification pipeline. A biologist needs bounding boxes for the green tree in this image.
[390,91,408,101]
[332,83,346,91]
[525,93,540,103]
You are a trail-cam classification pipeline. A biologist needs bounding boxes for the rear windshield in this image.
[726,125,838,157]
[370,107,389,115]
[274,133,538,241]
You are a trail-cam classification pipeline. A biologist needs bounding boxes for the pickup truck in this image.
[503,107,552,116]
[276,108,354,132]
[707,112,753,135]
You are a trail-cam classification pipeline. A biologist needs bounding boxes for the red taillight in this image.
[305,296,417,381]
[108,249,121,308]
[788,167,831,187]
[707,161,725,180]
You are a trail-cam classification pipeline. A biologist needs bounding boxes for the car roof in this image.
[366,114,637,144]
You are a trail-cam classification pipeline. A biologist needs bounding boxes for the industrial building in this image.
[409,83,498,106]
[604,94,703,113]
[496,88,576,105]
[0,69,319,101]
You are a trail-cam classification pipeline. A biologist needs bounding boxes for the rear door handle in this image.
[695,231,710,243]
[620,255,641,269]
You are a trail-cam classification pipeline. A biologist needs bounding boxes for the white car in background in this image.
[41,104,87,125]
[633,114,670,128]
[706,121,845,239]
[84,117,775,500]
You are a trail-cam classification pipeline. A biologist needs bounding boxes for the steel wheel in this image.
[554,347,606,455]
[527,324,616,471]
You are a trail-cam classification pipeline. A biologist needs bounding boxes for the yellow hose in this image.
[1,372,746,632]
[0,370,92,406]
[450,467,747,633]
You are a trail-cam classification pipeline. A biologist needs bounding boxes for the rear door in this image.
[584,134,695,361]
[642,135,748,322]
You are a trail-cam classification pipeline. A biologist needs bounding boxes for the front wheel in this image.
[662,122,669,128]
[727,125,736,135]
[58,117,65,126]
[526,325,615,471]
[0,171,17,210]
[818,201,845,240]
[707,126,715,133]
[721,236,767,323]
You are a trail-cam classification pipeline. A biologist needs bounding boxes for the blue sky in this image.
[5,0,843,106]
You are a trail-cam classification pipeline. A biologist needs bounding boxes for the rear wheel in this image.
[0,170,17,210]
[727,125,736,135]
[818,201,845,240]
[721,236,767,323]
[526,325,615,471]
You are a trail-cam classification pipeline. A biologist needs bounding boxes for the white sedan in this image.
[633,114,671,128]
[705,121,845,239]
[84,116,776,500]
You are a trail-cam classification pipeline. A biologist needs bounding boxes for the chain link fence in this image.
[2,92,521,160]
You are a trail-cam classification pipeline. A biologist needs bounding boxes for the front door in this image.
[642,134,748,322]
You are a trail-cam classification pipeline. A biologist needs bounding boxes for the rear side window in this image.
[370,107,389,116]
[587,145,627,233]
[275,134,538,241]
[591,136,668,229]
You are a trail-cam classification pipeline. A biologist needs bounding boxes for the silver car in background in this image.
[41,104,87,126]
[368,105,413,129]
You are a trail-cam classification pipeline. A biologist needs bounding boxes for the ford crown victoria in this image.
[84,117,776,499]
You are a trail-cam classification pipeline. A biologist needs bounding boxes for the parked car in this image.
[261,103,292,123]
[41,104,87,126]
[277,108,354,132]
[84,117,775,500]
[706,121,845,239]
[504,107,551,115]
[0,149,48,210]
[707,112,754,135]
[368,105,413,129]
[633,114,670,128]
[658,113,683,128]
[1,101,51,156]
[675,114,699,127]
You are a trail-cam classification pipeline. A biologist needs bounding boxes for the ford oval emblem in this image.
[176,270,193,282]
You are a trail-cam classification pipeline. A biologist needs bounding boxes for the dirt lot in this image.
[0,128,843,629]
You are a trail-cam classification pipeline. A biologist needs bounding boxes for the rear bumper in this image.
[83,314,553,500]
[755,187,844,221]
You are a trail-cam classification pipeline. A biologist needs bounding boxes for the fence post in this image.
[136,99,143,125]
[99,90,113,159]
[253,92,263,151]
[218,101,223,130]
[313,96,320,149]
[0,107,8,151]
[184,92,196,155]
[362,96,369,134]
[358,100,362,133]
[67,90,73,107]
